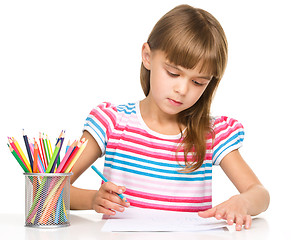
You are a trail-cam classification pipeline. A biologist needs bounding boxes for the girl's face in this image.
[142,44,212,118]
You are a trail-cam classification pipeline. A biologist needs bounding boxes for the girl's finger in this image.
[93,205,116,215]
[101,198,126,213]
[214,207,226,220]
[235,215,244,231]
[102,182,125,195]
[244,215,252,229]
[226,213,235,225]
[198,207,216,218]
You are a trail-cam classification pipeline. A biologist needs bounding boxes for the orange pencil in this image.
[33,139,38,173]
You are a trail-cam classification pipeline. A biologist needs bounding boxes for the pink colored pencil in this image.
[8,137,29,171]
[39,133,47,170]
[59,140,81,173]
[56,140,77,173]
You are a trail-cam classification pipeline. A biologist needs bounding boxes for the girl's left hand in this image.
[198,194,252,231]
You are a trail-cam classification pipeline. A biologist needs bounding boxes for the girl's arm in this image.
[198,149,270,231]
[70,131,129,214]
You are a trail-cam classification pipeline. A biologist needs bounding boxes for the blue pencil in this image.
[91,165,127,201]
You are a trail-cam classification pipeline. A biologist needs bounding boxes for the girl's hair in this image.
[140,5,228,172]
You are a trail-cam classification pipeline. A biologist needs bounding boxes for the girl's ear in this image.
[141,42,151,70]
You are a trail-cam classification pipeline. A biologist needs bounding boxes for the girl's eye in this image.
[193,80,203,86]
[167,71,179,77]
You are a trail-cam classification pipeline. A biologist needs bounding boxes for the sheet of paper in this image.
[102,207,228,232]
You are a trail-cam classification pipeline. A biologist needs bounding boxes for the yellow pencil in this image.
[47,135,53,159]
[65,140,88,173]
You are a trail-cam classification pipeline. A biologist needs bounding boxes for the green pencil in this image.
[43,134,50,167]
[8,144,29,173]
[45,141,61,173]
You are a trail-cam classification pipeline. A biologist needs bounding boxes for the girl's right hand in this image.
[92,181,130,215]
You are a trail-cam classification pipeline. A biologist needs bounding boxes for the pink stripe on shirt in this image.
[125,188,212,203]
[128,199,212,212]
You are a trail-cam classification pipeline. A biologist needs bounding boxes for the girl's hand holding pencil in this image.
[91,165,130,215]
[91,181,130,215]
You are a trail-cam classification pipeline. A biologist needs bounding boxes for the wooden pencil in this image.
[33,139,39,173]
[46,141,61,173]
[65,139,88,173]
[8,143,30,173]
[23,129,34,172]
[56,140,76,173]
[39,132,47,170]
[12,137,32,172]
[43,134,50,166]
[59,140,81,173]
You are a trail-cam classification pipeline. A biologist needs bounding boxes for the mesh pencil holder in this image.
[24,173,73,228]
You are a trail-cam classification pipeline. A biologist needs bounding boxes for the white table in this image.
[0,210,285,240]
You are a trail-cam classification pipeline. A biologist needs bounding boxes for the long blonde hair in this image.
[140,5,228,172]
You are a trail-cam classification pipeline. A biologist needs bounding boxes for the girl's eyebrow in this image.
[164,63,212,81]
[165,62,182,71]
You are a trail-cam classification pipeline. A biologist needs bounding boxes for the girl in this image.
[70,5,270,231]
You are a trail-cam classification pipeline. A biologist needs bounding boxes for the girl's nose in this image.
[174,79,188,95]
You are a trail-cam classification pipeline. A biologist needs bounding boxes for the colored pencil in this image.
[9,130,89,226]
[8,144,29,173]
[43,134,50,165]
[59,141,81,173]
[39,178,67,224]
[23,130,34,172]
[56,140,76,173]
[13,137,32,172]
[65,140,70,153]
[33,139,39,173]
[56,131,65,168]
[46,141,61,173]
[8,137,28,170]
[51,138,64,173]
[48,137,53,160]
[65,140,88,173]
[39,132,47,169]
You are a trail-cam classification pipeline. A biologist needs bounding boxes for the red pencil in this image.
[59,140,82,173]
[8,137,29,171]
[39,132,47,170]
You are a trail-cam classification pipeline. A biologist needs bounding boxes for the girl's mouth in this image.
[168,98,182,106]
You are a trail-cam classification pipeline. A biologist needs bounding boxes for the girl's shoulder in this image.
[211,116,245,165]
[92,102,137,115]
[89,102,138,126]
[211,116,244,132]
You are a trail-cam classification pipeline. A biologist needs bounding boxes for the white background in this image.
[0,0,290,226]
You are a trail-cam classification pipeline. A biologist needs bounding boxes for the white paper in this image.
[102,207,228,232]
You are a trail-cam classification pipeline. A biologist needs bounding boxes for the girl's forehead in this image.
[164,57,214,78]
[160,50,217,77]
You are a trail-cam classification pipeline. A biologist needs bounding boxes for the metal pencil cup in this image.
[24,173,72,228]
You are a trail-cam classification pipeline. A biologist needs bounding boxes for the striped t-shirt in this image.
[83,102,244,212]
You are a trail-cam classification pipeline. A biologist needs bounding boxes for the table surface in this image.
[0,210,285,240]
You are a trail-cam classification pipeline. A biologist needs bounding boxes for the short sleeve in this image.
[83,102,117,156]
[212,116,245,165]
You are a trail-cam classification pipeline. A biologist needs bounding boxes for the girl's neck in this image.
[139,97,184,135]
